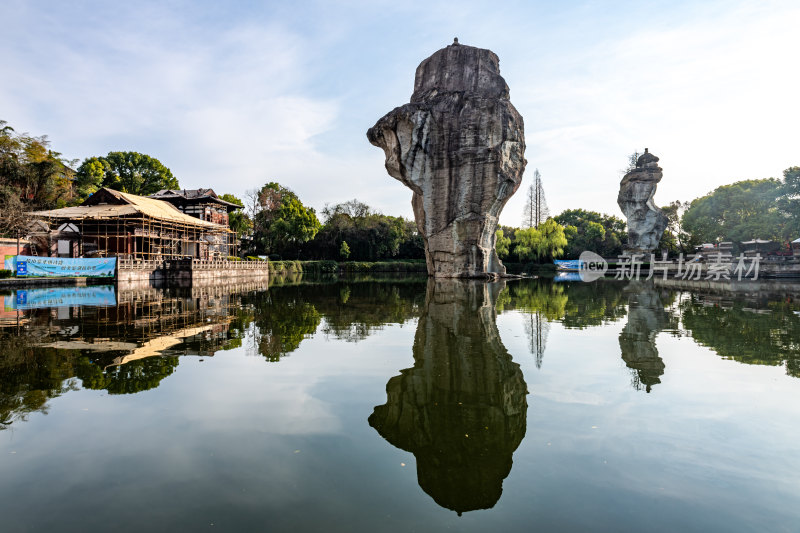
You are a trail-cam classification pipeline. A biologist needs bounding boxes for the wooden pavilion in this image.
[148,188,240,226]
[29,188,235,260]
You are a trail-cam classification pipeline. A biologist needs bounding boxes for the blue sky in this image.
[2,0,798,225]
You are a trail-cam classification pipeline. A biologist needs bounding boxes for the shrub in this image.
[339,261,426,273]
[269,260,303,273]
[0,270,13,279]
[299,260,338,274]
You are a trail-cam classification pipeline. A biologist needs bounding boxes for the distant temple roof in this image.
[149,188,241,211]
[31,188,226,229]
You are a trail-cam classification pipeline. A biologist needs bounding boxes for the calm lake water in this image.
[1,276,799,532]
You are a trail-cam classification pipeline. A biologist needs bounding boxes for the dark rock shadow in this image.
[369,279,528,514]
[619,281,671,392]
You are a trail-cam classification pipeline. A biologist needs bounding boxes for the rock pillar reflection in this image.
[619,281,670,392]
[369,280,527,514]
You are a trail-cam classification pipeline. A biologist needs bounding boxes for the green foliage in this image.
[78,151,178,196]
[622,150,642,174]
[339,240,351,259]
[495,229,511,259]
[513,219,567,262]
[76,356,180,395]
[0,119,75,216]
[782,166,800,198]
[271,260,338,274]
[221,193,251,239]
[339,261,427,273]
[74,156,108,198]
[681,298,800,377]
[269,260,303,274]
[658,200,688,254]
[681,178,791,244]
[250,287,321,361]
[780,166,800,234]
[251,182,320,258]
[554,209,627,258]
[308,199,421,262]
[496,280,568,320]
[0,269,13,278]
[305,260,338,274]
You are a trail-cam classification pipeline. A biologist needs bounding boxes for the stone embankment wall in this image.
[653,277,800,298]
[117,259,269,288]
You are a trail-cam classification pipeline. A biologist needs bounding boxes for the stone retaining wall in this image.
[117,259,269,287]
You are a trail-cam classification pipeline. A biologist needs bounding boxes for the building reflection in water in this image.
[618,281,670,393]
[0,282,265,428]
[369,279,528,515]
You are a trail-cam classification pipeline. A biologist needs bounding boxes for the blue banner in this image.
[554,259,581,271]
[14,256,116,278]
[9,286,117,309]
[4,255,15,271]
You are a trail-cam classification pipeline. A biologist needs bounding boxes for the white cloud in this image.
[1,0,797,226]
[501,0,800,223]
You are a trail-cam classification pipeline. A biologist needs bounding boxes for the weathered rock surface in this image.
[367,40,526,278]
[617,148,669,254]
[368,280,528,514]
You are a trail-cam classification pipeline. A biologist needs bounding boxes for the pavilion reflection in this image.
[369,279,528,515]
[0,282,265,429]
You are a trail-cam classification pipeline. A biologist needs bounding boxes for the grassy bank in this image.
[502,262,557,275]
[268,260,427,275]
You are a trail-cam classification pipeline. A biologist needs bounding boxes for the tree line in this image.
[2,120,796,260]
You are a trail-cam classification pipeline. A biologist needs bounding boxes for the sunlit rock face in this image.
[617,149,669,254]
[368,280,528,514]
[367,40,526,278]
[619,281,670,392]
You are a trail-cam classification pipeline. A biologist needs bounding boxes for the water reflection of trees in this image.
[495,279,628,367]
[0,278,430,428]
[369,280,528,515]
[680,296,800,377]
[75,356,180,394]
[245,280,425,361]
[0,342,79,428]
[0,284,264,429]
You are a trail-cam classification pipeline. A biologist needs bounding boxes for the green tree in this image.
[782,166,800,198]
[307,199,416,261]
[622,150,642,174]
[681,178,787,244]
[554,209,626,258]
[657,200,687,254]
[339,240,351,259]
[74,156,109,199]
[251,182,320,258]
[495,229,511,259]
[0,120,75,211]
[220,193,252,241]
[514,219,567,262]
[77,151,179,196]
[780,166,800,236]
